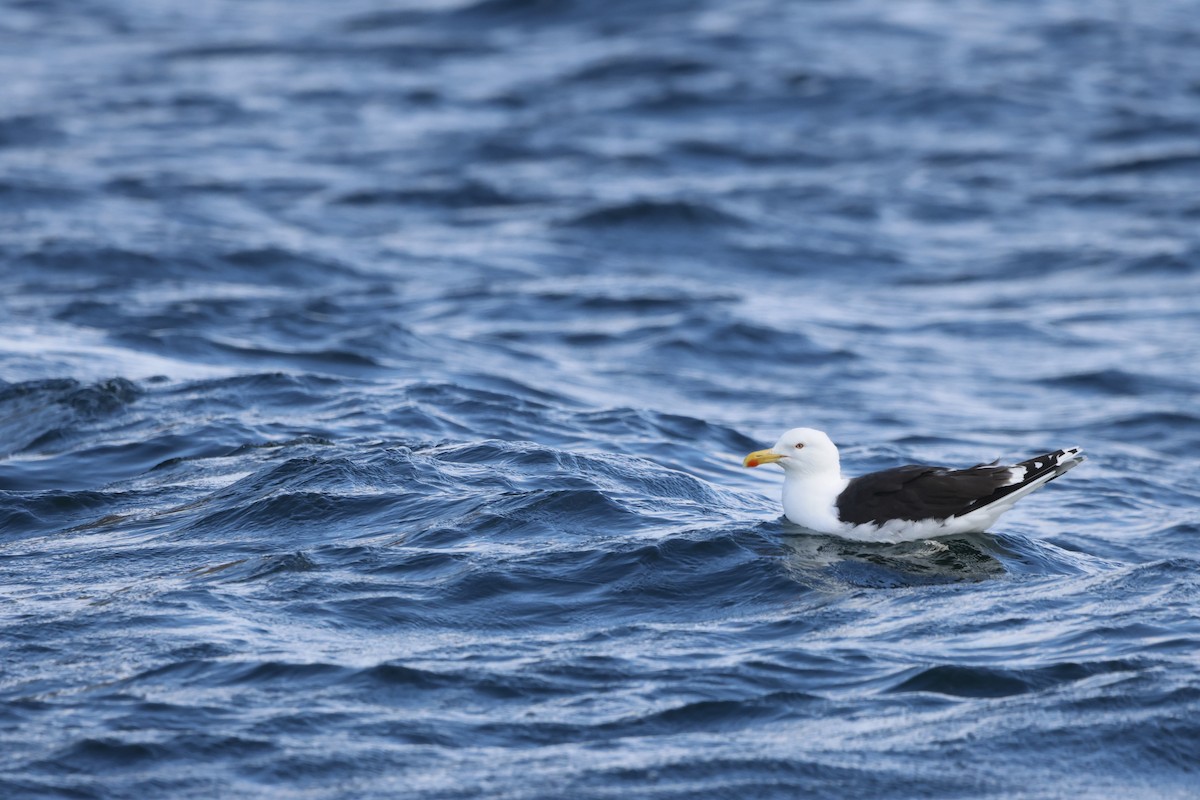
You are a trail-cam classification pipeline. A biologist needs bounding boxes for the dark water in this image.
[3,1,1199,797]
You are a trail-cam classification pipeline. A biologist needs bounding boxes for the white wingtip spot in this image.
[1005,466,1027,485]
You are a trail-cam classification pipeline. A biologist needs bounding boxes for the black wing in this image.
[835,463,1016,525]
[836,448,1083,525]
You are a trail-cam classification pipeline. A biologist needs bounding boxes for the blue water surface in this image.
[2,1,1199,797]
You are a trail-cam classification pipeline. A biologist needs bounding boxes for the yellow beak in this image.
[743,449,784,468]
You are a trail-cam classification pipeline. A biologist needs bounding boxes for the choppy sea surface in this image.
[3,1,1199,797]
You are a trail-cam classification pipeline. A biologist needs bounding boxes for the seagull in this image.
[743,428,1084,542]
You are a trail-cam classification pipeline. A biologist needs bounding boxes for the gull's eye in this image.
[794,443,805,449]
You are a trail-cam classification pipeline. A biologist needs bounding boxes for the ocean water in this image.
[2,1,1199,797]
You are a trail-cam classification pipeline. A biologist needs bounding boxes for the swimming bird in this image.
[743,428,1084,542]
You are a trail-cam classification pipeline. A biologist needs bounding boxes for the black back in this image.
[836,464,1015,525]
[836,449,1079,525]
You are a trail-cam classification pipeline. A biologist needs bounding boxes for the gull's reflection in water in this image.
[778,524,1114,590]
[781,531,1004,589]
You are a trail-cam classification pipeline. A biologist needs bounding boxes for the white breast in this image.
[780,474,850,534]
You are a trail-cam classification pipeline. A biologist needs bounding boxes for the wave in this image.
[886,660,1138,698]
[1034,369,1191,397]
[0,378,141,459]
[332,179,523,208]
[561,199,747,230]
[11,244,361,287]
